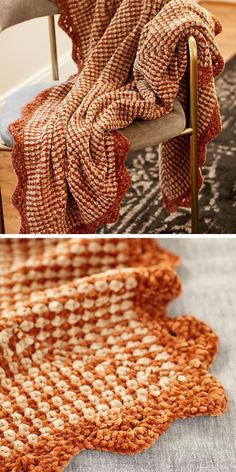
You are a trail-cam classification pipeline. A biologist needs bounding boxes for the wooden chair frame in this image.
[0,18,198,234]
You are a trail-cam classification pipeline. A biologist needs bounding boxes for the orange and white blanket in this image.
[0,239,227,469]
[10,0,224,233]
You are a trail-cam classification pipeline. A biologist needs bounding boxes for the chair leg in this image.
[0,187,6,234]
[48,16,59,81]
[190,130,199,234]
[188,35,199,234]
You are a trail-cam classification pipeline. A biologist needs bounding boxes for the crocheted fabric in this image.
[0,238,179,310]
[9,0,224,234]
[0,239,227,471]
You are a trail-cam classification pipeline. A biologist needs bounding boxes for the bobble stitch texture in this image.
[0,238,227,471]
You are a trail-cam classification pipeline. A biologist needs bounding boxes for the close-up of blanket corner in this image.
[0,238,229,471]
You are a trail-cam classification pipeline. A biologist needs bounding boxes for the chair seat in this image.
[121,99,186,151]
[0,0,59,31]
[0,82,60,147]
[0,85,186,150]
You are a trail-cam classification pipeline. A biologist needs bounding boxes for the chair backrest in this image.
[0,0,59,31]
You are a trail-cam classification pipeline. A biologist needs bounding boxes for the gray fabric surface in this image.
[0,0,59,31]
[121,99,186,151]
[64,238,236,472]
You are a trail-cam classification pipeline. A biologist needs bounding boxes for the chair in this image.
[0,1,198,234]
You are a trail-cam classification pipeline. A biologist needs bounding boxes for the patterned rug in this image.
[99,55,236,234]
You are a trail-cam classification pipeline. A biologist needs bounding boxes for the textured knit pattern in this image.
[0,238,179,311]
[0,239,227,471]
[9,0,224,234]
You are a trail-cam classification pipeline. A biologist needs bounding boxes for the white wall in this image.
[0,15,76,107]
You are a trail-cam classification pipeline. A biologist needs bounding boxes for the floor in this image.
[0,2,236,234]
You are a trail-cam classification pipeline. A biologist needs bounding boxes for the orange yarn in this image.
[0,239,227,471]
[9,0,224,233]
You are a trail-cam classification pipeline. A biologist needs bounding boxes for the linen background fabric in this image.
[9,0,224,233]
[64,238,236,472]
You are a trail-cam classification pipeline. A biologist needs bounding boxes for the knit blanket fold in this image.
[9,0,224,233]
[0,239,228,471]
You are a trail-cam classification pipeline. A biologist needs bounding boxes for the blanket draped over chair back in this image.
[9,0,224,234]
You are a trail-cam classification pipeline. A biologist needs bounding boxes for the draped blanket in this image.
[0,239,227,470]
[9,0,224,234]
